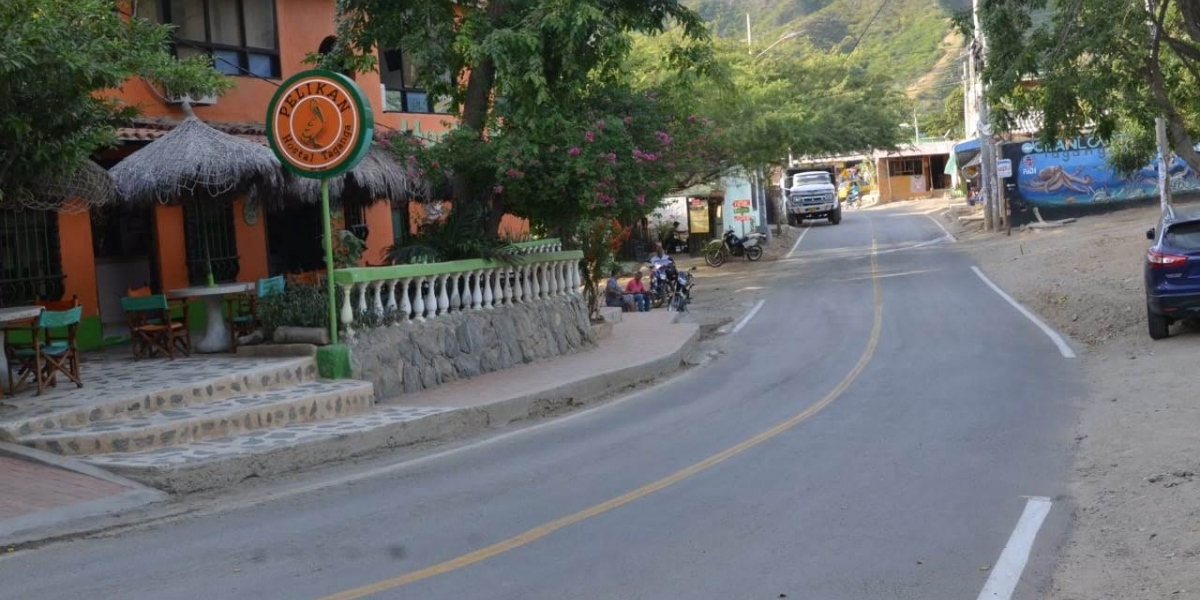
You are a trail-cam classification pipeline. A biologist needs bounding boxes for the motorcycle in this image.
[646,258,695,312]
[846,185,862,209]
[704,229,766,267]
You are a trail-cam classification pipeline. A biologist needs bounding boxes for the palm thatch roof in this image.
[273,145,426,207]
[0,161,116,213]
[110,116,282,204]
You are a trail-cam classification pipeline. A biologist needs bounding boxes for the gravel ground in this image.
[940,199,1200,600]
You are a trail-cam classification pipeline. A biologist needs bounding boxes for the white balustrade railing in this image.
[333,247,584,335]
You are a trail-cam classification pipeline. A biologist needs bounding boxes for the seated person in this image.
[625,271,650,312]
[649,243,672,268]
[605,267,635,311]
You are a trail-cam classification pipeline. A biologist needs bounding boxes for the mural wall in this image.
[1003,137,1200,208]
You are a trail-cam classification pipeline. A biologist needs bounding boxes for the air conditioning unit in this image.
[166,93,218,106]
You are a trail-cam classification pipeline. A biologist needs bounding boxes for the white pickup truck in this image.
[785,171,841,226]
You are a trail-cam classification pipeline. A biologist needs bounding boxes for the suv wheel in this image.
[829,207,842,225]
[1148,305,1171,340]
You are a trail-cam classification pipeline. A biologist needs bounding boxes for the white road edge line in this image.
[731,299,766,334]
[977,496,1053,600]
[971,267,1076,359]
[927,213,956,242]
[786,225,811,259]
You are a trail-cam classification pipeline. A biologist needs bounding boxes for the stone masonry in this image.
[350,295,594,398]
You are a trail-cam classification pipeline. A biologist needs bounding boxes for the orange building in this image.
[2,0,523,348]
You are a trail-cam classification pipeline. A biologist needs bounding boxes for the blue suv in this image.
[1144,205,1200,339]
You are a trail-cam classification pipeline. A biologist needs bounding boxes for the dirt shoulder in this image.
[941,200,1200,599]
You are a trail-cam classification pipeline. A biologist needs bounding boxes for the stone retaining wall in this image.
[350,295,594,398]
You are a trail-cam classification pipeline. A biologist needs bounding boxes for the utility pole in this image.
[1156,116,1173,213]
[746,14,752,55]
[972,0,996,232]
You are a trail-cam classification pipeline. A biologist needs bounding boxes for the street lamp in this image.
[756,31,802,59]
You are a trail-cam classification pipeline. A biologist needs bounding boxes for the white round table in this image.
[167,283,254,354]
[0,306,43,391]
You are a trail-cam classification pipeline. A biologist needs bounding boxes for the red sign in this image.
[732,199,752,208]
[734,215,753,222]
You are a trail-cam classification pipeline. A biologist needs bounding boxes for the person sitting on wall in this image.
[605,267,635,312]
[625,271,650,312]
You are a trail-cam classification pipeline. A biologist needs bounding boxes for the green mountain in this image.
[688,0,972,108]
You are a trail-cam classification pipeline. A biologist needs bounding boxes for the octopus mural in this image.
[1026,166,1095,194]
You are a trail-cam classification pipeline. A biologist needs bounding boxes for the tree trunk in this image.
[1146,14,1200,173]
[452,0,510,238]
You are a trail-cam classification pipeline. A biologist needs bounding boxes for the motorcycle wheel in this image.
[746,245,764,261]
[704,248,726,267]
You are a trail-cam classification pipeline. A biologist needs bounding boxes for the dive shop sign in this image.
[266,70,374,179]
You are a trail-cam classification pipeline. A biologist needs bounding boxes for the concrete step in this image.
[79,404,464,493]
[19,380,375,456]
[599,306,624,324]
[1,358,319,438]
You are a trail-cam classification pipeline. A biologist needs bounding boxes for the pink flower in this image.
[568,147,581,156]
[584,130,595,143]
[637,195,646,205]
[407,156,418,165]
[595,119,607,130]
[505,168,524,178]
[606,153,617,164]
[623,116,632,125]
[655,131,672,145]
[493,185,504,194]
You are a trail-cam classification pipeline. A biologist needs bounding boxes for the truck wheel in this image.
[746,246,764,261]
[1148,305,1171,340]
[829,208,842,225]
[788,215,798,226]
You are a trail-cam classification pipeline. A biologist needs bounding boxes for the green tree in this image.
[632,36,907,173]
[979,0,1200,172]
[920,85,965,140]
[328,0,708,235]
[0,0,231,204]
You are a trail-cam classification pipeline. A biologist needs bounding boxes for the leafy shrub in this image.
[257,283,330,334]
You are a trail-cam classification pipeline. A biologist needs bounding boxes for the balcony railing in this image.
[332,239,582,334]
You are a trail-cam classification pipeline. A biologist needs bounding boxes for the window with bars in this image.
[379,49,454,114]
[139,0,281,79]
[0,210,65,307]
[342,199,370,241]
[183,200,240,285]
[889,158,924,177]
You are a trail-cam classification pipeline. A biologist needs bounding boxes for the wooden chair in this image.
[227,276,286,350]
[7,306,83,396]
[121,295,191,360]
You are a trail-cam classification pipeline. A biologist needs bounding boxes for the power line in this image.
[846,0,892,55]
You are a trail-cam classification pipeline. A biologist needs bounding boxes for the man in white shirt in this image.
[649,243,672,268]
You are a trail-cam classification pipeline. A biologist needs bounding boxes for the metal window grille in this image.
[889,158,924,177]
[343,199,369,241]
[183,199,240,285]
[0,210,65,307]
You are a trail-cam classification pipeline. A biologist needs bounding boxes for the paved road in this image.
[0,207,1082,600]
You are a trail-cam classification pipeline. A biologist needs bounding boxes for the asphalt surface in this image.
[0,207,1082,600]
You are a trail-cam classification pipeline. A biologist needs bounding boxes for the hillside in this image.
[688,0,971,113]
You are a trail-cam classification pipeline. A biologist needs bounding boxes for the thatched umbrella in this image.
[110,115,283,204]
[0,160,116,213]
[273,145,425,207]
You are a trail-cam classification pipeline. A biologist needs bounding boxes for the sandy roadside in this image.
[932,199,1200,600]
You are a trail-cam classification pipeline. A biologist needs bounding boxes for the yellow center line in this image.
[315,222,885,600]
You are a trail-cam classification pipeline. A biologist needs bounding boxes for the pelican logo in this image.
[266,70,374,179]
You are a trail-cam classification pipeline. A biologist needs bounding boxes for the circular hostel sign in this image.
[266,70,374,179]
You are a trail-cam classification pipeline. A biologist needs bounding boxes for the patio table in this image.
[167,283,254,354]
[0,306,43,393]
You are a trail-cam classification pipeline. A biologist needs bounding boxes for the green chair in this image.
[6,306,83,396]
[228,276,286,349]
[122,294,191,360]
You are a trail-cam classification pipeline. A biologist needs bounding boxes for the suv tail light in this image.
[1147,249,1189,268]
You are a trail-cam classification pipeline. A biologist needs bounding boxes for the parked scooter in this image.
[704,229,766,267]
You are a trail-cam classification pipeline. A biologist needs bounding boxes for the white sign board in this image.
[996,158,1013,178]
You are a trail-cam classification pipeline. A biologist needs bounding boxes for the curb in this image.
[0,443,167,547]
[98,322,701,495]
